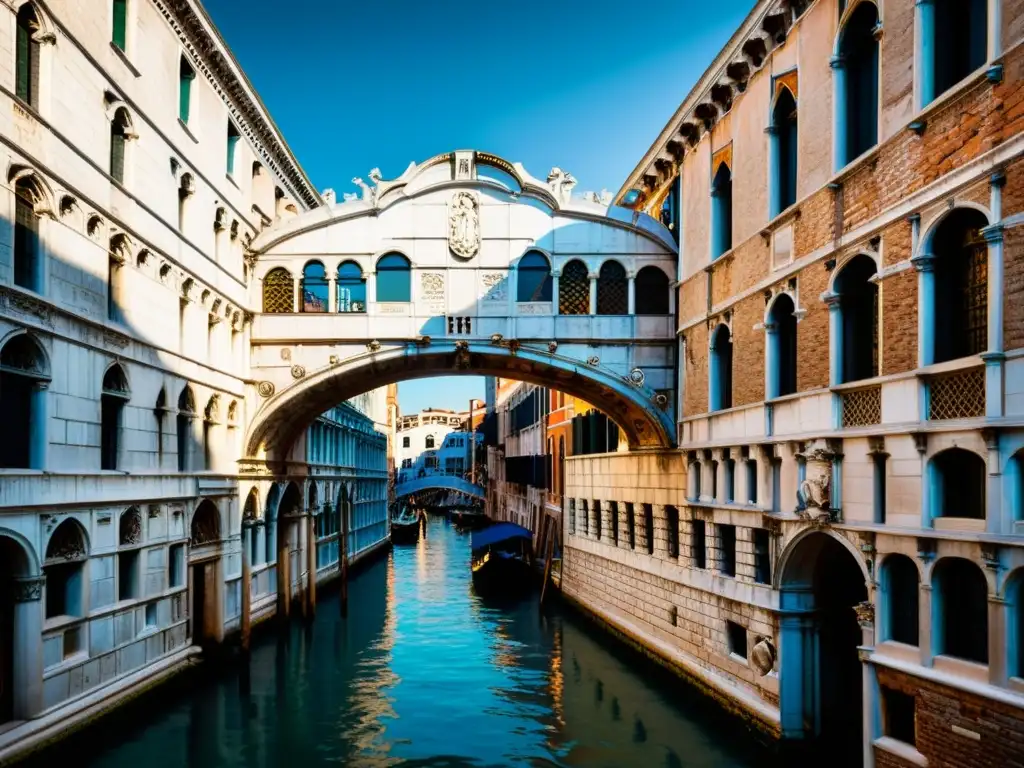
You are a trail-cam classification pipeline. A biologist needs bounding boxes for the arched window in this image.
[558,260,590,315]
[933,557,988,664]
[834,254,878,383]
[0,334,48,468]
[768,294,798,398]
[190,499,221,546]
[117,506,142,600]
[425,435,435,449]
[927,0,987,105]
[13,177,41,292]
[101,364,129,470]
[770,88,798,216]
[517,251,552,302]
[337,261,366,312]
[203,395,219,471]
[111,0,127,51]
[635,267,670,315]
[931,448,986,520]
[710,162,733,259]
[881,554,919,645]
[262,267,294,313]
[110,107,131,184]
[836,2,879,167]
[932,209,989,363]
[16,4,41,108]
[242,489,261,566]
[178,55,195,124]
[154,387,167,465]
[176,385,195,472]
[301,261,328,312]
[376,253,411,302]
[597,261,627,315]
[44,519,87,619]
[265,484,280,564]
[661,176,681,243]
[710,324,733,411]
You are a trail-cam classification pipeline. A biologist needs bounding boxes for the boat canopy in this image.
[471,522,532,552]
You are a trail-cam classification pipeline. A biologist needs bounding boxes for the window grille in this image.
[840,385,881,428]
[559,260,589,315]
[928,367,984,420]
[956,232,988,358]
[262,268,294,313]
[597,261,627,315]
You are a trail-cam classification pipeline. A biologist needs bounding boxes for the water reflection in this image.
[66,516,765,767]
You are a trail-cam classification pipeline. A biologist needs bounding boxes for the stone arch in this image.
[1,331,50,469]
[931,556,990,664]
[244,342,674,461]
[242,486,260,520]
[43,517,89,562]
[0,329,51,377]
[190,499,221,546]
[0,528,40,577]
[119,505,143,547]
[596,259,628,315]
[634,265,671,315]
[558,258,590,315]
[308,480,319,512]
[766,291,798,398]
[8,164,55,216]
[709,322,733,411]
[928,446,987,521]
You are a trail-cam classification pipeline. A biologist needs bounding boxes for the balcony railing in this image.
[928,366,985,420]
[840,385,882,428]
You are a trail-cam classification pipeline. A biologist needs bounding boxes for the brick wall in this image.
[732,294,767,407]
[881,220,918,374]
[874,665,1024,768]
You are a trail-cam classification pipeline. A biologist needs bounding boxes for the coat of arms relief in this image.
[449,191,480,260]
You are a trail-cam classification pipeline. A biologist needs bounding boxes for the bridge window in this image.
[301,260,329,313]
[834,254,878,383]
[13,177,41,292]
[110,107,131,184]
[517,251,552,302]
[177,385,195,472]
[376,253,411,302]
[932,209,988,364]
[925,0,987,106]
[0,333,48,469]
[767,294,797,398]
[597,261,627,315]
[710,162,733,260]
[16,4,40,107]
[882,554,919,645]
[710,324,733,411]
[262,268,294,313]
[930,448,986,520]
[770,87,798,217]
[559,259,589,315]
[836,2,879,167]
[635,266,670,315]
[337,261,366,312]
[933,557,988,664]
[101,364,129,470]
[425,435,435,449]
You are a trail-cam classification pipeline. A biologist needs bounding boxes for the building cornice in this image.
[154,0,321,209]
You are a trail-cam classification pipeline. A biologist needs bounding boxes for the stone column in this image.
[766,124,780,217]
[327,277,337,313]
[916,0,936,108]
[918,581,933,667]
[589,273,598,315]
[12,576,45,719]
[701,456,715,503]
[859,601,881,768]
[292,277,300,313]
[255,521,266,567]
[551,271,560,314]
[627,273,636,315]
[988,593,1007,686]
[824,292,843,387]
[983,429,1001,534]
[983,172,1006,418]
[31,381,48,470]
[830,55,847,170]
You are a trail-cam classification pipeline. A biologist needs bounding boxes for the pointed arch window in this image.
[425,435,435,449]
[770,87,798,216]
[176,385,195,472]
[265,484,280,564]
[226,121,240,175]
[101,364,129,470]
[376,253,411,302]
[932,209,989,363]
[301,260,328,312]
[833,254,878,383]
[635,267,669,315]
[517,251,552,302]
[190,500,221,546]
[711,163,733,259]
[597,261,627,315]
[710,324,733,411]
[13,177,41,292]
[337,261,366,312]
[154,388,167,464]
[44,520,87,618]
[558,260,589,315]
[16,4,41,108]
[836,3,879,167]
[0,334,48,468]
[262,267,294,313]
[110,107,131,184]
[767,294,798,398]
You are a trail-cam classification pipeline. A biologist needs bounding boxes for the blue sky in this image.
[205,0,752,413]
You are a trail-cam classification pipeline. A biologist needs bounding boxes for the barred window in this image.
[835,254,878,383]
[301,260,328,313]
[559,259,589,315]
[597,260,627,315]
[635,266,669,315]
[262,268,294,313]
[934,209,988,363]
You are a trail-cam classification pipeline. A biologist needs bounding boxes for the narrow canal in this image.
[55,516,770,767]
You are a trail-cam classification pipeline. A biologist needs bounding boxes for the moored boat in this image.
[391,506,421,544]
[470,522,534,596]
[452,507,488,530]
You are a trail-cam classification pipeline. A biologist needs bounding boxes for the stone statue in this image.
[342,192,359,203]
[351,177,372,202]
[321,188,336,205]
[547,167,577,204]
[368,168,383,185]
[448,191,480,260]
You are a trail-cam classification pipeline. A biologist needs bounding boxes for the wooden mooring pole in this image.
[539,529,556,609]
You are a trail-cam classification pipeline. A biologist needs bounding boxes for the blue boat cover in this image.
[471,522,532,551]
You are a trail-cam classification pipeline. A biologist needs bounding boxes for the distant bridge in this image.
[395,475,485,501]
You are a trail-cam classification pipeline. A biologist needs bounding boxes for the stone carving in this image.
[12,577,44,602]
[548,341,558,353]
[582,190,614,205]
[628,368,646,386]
[329,354,340,364]
[547,167,577,204]
[257,381,275,398]
[366,340,381,352]
[119,507,142,546]
[586,355,600,366]
[854,601,875,627]
[654,393,669,409]
[797,438,834,521]
[238,462,272,476]
[0,285,55,328]
[45,521,86,562]
[517,303,550,315]
[351,176,373,204]
[750,638,776,676]
[448,191,480,260]
[490,333,503,344]
[280,348,292,361]
[290,365,305,379]
[481,273,506,301]
[421,273,445,312]
[322,188,336,205]
[342,192,359,203]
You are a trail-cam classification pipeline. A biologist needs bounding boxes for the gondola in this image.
[470,522,534,596]
[451,507,488,530]
[390,506,421,544]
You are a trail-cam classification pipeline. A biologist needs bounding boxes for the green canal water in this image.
[63,516,771,767]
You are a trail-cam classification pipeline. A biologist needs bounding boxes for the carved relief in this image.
[119,507,143,546]
[291,365,306,379]
[421,273,445,313]
[516,303,551,315]
[257,381,275,398]
[12,577,44,602]
[448,191,480,260]
[480,273,506,302]
[0,285,55,328]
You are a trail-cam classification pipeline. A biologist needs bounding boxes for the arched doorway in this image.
[778,531,868,764]
[0,533,41,723]
[189,499,222,649]
[276,482,303,618]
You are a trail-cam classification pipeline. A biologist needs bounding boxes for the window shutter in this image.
[112,0,127,51]
[15,19,30,102]
[110,131,125,183]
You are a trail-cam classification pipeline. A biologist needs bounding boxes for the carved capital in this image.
[12,576,44,602]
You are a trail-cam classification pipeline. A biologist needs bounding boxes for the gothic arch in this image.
[190,499,221,546]
[42,517,90,561]
[775,527,870,590]
[0,528,40,576]
[920,203,993,254]
[8,164,55,216]
[0,329,51,377]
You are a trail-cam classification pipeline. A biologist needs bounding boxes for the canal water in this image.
[63,516,770,767]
